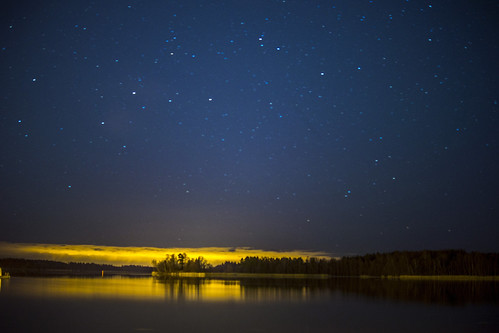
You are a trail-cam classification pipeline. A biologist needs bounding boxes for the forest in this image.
[153,250,499,276]
[0,258,153,276]
[2,250,498,277]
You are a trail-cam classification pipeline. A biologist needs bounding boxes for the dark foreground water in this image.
[1,276,498,332]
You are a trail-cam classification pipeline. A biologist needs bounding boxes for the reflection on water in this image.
[328,277,499,306]
[0,276,498,305]
[158,278,317,302]
[1,277,499,333]
[1,277,165,301]
[0,277,321,303]
[159,279,243,302]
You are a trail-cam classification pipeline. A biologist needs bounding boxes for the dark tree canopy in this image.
[157,250,499,276]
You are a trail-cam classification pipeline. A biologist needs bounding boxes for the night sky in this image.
[1,0,498,255]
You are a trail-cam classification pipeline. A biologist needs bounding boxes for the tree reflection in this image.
[2,276,497,305]
[155,277,499,305]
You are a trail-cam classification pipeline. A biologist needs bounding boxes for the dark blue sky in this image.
[1,0,498,255]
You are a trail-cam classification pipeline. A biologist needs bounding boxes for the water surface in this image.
[1,276,498,332]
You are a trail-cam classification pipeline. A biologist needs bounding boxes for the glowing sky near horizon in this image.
[0,1,498,254]
[0,242,333,266]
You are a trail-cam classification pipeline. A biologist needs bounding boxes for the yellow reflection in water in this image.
[4,277,316,303]
[159,279,243,302]
[0,241,333,266]
[7,277,164,301]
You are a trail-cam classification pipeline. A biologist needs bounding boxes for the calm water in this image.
[1,276,498,332]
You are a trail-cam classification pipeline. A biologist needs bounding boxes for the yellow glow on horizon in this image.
[0,242,334,266]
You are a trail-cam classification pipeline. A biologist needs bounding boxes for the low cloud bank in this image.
[0,242,333,266]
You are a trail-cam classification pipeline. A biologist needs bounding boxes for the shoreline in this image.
[3,272,499,281]
[152,272,499,281]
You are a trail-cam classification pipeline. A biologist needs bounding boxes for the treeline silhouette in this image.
[210,250,499,276]
[0,258,153,276]
[3,250,498,277]
[153,253,212,274]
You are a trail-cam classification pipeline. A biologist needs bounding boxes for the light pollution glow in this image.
[0,242,334,266]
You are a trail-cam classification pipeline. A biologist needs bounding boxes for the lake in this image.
[1,276,498,332]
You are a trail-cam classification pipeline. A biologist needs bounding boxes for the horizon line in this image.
[0,241,337,266]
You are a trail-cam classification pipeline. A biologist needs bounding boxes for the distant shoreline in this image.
[382,275,499,281]
[152,272,499,281]
[152,272,332,279]
[3,249,499,279]
[0,258,152,277]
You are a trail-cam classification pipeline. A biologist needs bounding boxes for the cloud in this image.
[0,242,334,266]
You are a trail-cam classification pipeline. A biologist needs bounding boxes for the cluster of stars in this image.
[1,0,497,252]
